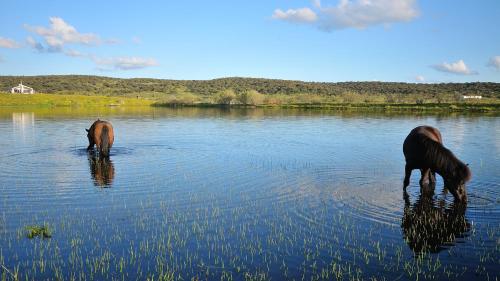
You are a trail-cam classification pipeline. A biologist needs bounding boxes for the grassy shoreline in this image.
[1,93,499,112]
[0,93,153,107]
[152,102,500,112]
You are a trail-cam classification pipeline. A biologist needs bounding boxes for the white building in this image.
[11,82,34,94]
[463,95,482,99]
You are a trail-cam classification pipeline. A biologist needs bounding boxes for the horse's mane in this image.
[418,135,470,181]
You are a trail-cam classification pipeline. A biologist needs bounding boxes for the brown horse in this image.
[403,126,471,202]
[86,119,114,158]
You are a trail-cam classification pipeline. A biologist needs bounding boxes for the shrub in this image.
[263,94,291,105]
[213,89,236,105]
[290,94,325,104]
[168,92,199,105]
[341,91,364,103]
[238,90,265,105]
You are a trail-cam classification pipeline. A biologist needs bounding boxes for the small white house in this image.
[11,82,34,94]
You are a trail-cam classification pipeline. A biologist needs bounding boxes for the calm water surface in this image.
[0,107,498,280]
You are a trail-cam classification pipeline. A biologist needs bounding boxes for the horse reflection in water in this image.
[402,184,470,253]
[88,155,115,187]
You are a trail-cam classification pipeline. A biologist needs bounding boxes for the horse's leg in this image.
[403,189,411,207]
[428,171,436,184]
[95,143,101,156]
[419,169,424,186]
[403,164,412,190]
[420,169,435,197]
[419,168,430,186]
[426,169,436,184]
[427,171,436,191]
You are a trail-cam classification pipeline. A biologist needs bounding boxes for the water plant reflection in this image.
[88,154,115,187]
[402,184,470,253]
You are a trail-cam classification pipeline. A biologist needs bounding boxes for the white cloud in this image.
[22,17,158,72]
[0,37,21,48]
[487,56,500,70]
[25,17,101,52]
[273,0,419,31]
[0,55,4,62]
[272,8,318,23]
[415,75,425,82]
[320,0,419,30]
[93,56,159,71]
[431,60,477,75]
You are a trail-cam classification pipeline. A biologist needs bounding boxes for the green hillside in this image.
[1,76,499,109]
[1,75,498,97]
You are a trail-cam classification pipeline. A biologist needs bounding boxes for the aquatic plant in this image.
[24,224,52,239]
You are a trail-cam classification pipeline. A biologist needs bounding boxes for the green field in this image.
[0,93,153,107]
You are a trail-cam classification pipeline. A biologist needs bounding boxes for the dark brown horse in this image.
[86,119,114,158]
[403,126,471,202]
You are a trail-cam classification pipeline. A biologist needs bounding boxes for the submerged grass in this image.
[23,224,52,239]
[1,191,497,281]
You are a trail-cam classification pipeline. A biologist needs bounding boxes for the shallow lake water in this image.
[0,107,498,280]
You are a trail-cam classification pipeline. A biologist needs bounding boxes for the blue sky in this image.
[0,0,499,82]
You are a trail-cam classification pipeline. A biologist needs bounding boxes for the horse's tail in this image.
[100,126,110,158]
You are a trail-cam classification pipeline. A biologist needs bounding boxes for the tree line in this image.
[1,75,498,99]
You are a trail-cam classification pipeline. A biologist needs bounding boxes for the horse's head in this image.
[85,128,91,142]
[445,163,471,202]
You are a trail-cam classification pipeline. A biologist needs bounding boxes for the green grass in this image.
[266,102,500,112]
[2,179,497,280]
[151,89,500,112]
[152,91,500,112]
[0,93,153,107]
[1,92,499,112]
[24,224,52,239]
